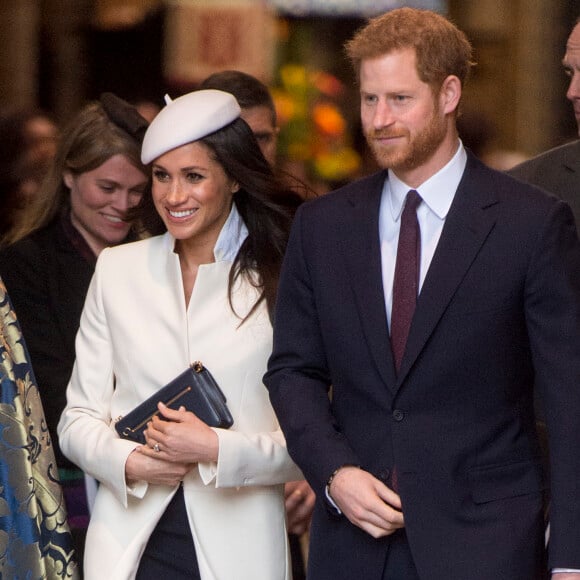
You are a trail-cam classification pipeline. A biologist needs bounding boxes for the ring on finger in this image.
[153,443,160,453]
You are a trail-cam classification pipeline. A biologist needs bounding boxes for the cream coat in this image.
[58,208,301,580]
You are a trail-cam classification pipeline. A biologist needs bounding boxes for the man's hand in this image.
[329,466,404,538]
[285,480,315,535]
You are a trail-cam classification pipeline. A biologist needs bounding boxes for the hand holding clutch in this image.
[115,362,233,444]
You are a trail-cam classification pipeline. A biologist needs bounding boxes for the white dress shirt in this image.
[379,140,466,329]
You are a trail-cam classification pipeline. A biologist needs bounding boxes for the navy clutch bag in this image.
[115,362,233,444]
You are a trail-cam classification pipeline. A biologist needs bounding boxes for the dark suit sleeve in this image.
[264,206,360,496]
[524,200,580,568]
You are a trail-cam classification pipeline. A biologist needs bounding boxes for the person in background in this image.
[58,89,304,579]
[264,7,580,579]
[0,277,79,579]
[507,15,580,540]
[200,69,315,578]
[509,17,580,226]
[0,93,149,569]
[0,107,58,246]
[134,99,161,123]
[200,70,279,166]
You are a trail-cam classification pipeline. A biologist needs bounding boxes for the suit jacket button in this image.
[378,469,390,482]
[393,409,405,422]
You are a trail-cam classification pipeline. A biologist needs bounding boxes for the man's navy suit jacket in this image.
[265,153,580,579]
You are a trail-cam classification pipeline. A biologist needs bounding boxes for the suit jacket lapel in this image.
[397,155,500,385]
[340,171,398,391]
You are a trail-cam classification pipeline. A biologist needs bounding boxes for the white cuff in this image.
[325,485,342,514]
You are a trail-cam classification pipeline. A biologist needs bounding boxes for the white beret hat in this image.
[141,89,241,164]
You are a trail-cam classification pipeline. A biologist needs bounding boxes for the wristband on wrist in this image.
[326,464,359,499]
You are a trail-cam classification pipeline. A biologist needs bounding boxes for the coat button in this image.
[392,409,405,422]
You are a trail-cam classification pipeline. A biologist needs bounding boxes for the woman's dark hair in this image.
[134,117,307,321]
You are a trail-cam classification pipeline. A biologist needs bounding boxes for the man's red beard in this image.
[364,106,447,172]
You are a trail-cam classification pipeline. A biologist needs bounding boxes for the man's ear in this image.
[440,75,462,115]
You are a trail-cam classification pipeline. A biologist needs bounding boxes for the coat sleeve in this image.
[57,253,144,507]
[264,205,361,496]
[198,427,303,487]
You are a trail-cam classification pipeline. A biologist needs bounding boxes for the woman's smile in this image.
[167,208,197,220]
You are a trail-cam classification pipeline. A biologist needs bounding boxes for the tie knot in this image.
[405,189,422,212]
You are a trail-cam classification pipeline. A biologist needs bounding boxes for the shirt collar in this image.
[387,141,467,221]
[213,202,249,262]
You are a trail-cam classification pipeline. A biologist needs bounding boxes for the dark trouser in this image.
[136,486,201,579]
[290,532,306,580]
[381,530,420,580]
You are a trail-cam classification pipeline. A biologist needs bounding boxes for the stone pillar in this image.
[512,0,567,153]
[42,0,93,123]
[0,0,41,109]
[451,0,568,155]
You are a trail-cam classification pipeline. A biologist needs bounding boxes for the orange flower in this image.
[310,71,344,98]
[271,89,295,125]
[272,64,361,182]
[312,102,346,137]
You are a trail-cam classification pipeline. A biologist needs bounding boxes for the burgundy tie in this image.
[391,190,422,373]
